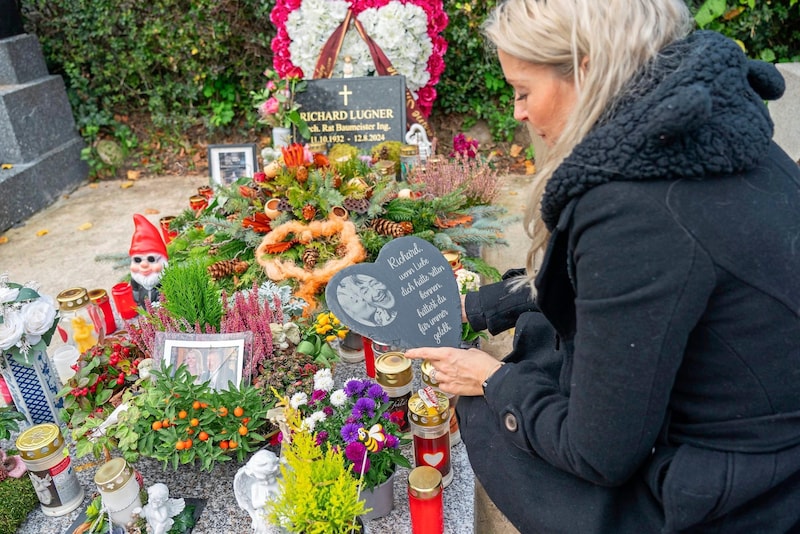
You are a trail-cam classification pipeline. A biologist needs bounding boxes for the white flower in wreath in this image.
[0,309,24,351]
[284,0,433,96]
[20,295,58,345]
[0,284,19,304]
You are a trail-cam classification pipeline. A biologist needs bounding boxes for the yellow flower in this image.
[337,330,348,339]
[326,335,337,343]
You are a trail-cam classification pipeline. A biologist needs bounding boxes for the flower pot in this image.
[272,127,292,149]
[0,349,64,426]
[359,470,395,521]
[334,336,364,364]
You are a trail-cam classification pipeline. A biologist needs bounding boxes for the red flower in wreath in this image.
[270,0,448,117]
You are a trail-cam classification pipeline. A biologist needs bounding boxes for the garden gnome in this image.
[134,483,185,534]
[234,450,281,534]
[129,214,168,308]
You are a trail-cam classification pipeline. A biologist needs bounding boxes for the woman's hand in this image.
[405,346,504,397]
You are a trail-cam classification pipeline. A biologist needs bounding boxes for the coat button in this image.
[504,413,518,432]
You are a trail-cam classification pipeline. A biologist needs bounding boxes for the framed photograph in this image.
[208,144,259,186]
[153,332,252,391]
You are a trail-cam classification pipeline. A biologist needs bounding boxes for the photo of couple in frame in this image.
[154,332,250,391]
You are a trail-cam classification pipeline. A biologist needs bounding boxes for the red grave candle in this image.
[409,389,453,487]
[408,466,444,534]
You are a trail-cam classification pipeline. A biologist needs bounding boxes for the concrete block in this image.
[0,76,79,163]
[0,137,88,231]
[769,62,800,163]
[0,34,48,85]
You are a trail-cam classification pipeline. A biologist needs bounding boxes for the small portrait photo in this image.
[208,144,258,186]
[158,333,248,392]
[336,273,398,327]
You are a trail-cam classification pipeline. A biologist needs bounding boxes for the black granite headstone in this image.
[295,76,406,152]
[0,0,24,39]
[325,237,462,349]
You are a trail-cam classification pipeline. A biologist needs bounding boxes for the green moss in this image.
[0,475,39,533]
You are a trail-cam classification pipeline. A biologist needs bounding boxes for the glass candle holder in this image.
[89,288,118,336]
[408,466,444,534]
[111,282,138,321]
[375,352,413,434]
[56,287,102,354]
[409,388,453,487]
[159,215,177,244]
[189,194,208,213]
[94,458,142,527]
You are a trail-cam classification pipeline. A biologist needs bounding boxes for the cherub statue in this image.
[134,483,185,534]
[234,450,281,533]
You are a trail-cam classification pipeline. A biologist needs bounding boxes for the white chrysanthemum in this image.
[313,368,334,392]
[302,410,328,431]
[330,389,347,407]
[290,392,308,409]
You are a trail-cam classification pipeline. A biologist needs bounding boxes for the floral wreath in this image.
[270,0,448,117]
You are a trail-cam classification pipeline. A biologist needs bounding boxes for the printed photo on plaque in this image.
[325,236,462,349]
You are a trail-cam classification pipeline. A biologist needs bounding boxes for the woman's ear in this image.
[578,56,589,84]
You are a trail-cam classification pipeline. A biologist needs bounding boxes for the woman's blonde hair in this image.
[484,0,694,279]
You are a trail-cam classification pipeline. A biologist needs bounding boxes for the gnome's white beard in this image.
[131,270,164,290]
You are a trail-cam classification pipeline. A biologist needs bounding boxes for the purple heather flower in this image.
[344,378,367,397]
[366,383,388,402]
[341,423,361,443]
[352,397,376,419]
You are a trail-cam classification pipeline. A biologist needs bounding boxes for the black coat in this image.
[460,31,800,533]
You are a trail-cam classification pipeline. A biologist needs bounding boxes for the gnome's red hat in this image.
[129,214,168,258]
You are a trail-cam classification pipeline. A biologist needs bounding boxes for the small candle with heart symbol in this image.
[408,387,452,487]
[375,352,413,434]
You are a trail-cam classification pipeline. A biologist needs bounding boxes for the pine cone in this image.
[370,218,413,237]
[302,248,320,270]
[335,244,349,257]
[208,246,219,256]
[296,166,309,183]
[302,204,317,221]
[207,259,250,280]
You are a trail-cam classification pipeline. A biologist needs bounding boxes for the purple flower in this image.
[323,405,334,417]
[341,423,361,443]
[310,389,327,405]
[344,378,367,397]
[315,431,329,445]
[366,383,388,402]
[345,442,370,473]
[352,397,376,419]
[385,434,399,449]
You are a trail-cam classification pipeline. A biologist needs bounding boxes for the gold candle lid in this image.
[56,287,90,311]
[374,159,396,177]
[420,359,438,387]
[94,457,134,492]
[408,466,442,499]
[88,288,108,303]
[308,142,327,154]
[375,352,412,386]
[16,423,63,461]
[408,390,450,426]
[400,145,419,156]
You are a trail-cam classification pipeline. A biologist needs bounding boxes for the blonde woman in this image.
[406,0,800,531]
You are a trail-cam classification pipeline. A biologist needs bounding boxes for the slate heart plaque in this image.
[325,236,462,349]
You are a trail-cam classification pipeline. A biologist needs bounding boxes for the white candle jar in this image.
[94,457,142,527]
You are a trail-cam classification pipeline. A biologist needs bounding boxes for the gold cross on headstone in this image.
[339,85,352,106]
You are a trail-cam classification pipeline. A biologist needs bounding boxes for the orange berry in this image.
[192,400,201,410]
[233,406,244,417]
[152,421,163,431]
[218,407,229,417]
[238,426,248,436]
[198,431,209,441]
[175,441,185,451]
[228,440,238,449]
[178,410,187,419]
[190,418,199,427]
[241,417,250,425]
[184,438,193,449]
[200,402,208,409]
[162,419,170,428]
[186,428,194,435]
[219,440,229,450]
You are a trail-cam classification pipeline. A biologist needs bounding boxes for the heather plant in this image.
[221,282,280,377]
[409,153,501,206]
